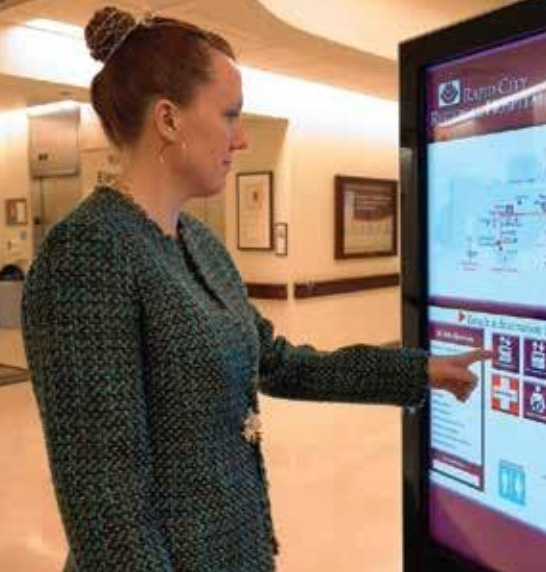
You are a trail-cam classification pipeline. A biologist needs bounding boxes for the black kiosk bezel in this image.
[400,1,546,571]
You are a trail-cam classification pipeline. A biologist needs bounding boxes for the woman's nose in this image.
[232,122,248,151]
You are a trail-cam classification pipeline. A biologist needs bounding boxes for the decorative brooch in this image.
[242,408,262,444]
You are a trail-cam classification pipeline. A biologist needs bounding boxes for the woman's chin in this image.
[198,183,224,198]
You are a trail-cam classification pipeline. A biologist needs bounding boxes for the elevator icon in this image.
[498,461,526,506]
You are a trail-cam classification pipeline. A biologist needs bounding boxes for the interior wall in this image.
[238,67,401,348]
[287,120,401,348]
[228,114,290,274]
[79,103,119,197]
[0,110,33,271]
[220,115,294,336]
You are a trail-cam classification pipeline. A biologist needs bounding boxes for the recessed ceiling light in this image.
[25,19,84,39]
[27,100,79,117]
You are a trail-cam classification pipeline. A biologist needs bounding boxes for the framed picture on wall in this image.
[5,198,28,226]
[274,222,288,256]
[236,171,274,250]
[334,175,397,259]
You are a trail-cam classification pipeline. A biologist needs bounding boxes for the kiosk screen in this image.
[426,30,546,572]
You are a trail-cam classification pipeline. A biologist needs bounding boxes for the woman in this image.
[22,6,488,572]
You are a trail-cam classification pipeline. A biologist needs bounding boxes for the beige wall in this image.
[0,111,34,271]
[238,67,401,348]
[0,104,107,270]
[287,117,401,348]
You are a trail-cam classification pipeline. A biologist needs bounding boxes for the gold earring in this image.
[159,142,169,165]
[179,140,188,167]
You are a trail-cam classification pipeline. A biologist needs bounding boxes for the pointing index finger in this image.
[455,349,494,366]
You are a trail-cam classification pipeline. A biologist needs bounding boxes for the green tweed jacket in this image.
[22,186,428,572]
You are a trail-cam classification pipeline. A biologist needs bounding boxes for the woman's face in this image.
[175,50,247,197]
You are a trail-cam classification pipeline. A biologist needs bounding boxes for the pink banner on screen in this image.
[429,296,546,321]
[431,450,484,488]
[430,485,545,572]
[429,322,484,348]
[426,31,546,143]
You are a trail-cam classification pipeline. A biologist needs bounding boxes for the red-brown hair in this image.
[85,8,235,147]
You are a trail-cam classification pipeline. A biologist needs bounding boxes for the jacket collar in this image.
[176,211,232,310]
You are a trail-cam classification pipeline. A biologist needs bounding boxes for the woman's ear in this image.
[153,98,181,143]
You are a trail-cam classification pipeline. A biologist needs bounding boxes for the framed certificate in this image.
[5,199,28,226]
[236,171,274,251]
[334,175,397,259]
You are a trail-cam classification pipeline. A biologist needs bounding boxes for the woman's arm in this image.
[249,304,428,408]
[22,222,172,571]
[250,305,488,407]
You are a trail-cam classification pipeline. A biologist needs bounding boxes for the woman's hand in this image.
[427,349,493,402]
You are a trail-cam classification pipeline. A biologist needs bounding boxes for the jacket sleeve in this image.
[21,222,173,571]
[249,304,428,407]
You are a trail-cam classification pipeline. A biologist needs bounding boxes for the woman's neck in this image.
[116,149,189,238]
[116,179,181,238]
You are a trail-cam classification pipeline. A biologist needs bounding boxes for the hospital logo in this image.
[438,79,462,108]
[491,375,520,416]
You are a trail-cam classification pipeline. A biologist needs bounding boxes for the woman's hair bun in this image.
[85,6,137,62]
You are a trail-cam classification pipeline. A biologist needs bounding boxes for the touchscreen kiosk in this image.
[400,2,546,571]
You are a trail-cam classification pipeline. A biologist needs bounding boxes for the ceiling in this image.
[0,74,87,111]
[257,0,517,60]
[0,0,517,111]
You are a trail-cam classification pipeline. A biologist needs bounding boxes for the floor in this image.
[0,329,67,572]
[0,328,405,572]
[0,381,67,572]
